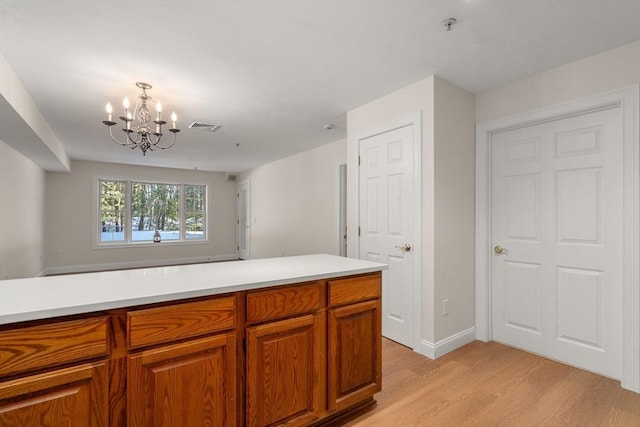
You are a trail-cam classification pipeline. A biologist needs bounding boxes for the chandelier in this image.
[102,82,180,155]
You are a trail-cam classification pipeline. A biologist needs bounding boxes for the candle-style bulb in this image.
[105,102,113,122]
[123,97,130,109]
[171,112,177,122]
[156,103,162,112]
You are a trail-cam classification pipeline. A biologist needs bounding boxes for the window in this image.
[98,179,207,245]
[99,181,126,242]
[131,182,181,241]
[185,184,206,239]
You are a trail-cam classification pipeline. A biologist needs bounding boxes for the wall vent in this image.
[189,122,222,132]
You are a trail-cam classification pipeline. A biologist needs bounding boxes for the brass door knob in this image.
[494,245,507,254]
[395,243,412,252]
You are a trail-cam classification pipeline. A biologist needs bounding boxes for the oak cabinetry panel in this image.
[247,281,322,324]
[328,274,381,307]
[0,361,108,426]
[328,299,382,413]
[0,270,382,426]
[128,333,236,427]
[247,313,326,427]
[127,296,235,349]
[0,316,108,378]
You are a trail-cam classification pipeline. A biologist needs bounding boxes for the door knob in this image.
[395,243,412,252]
[494,245,507,255]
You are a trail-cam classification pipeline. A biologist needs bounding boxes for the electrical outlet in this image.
[442,299,449,316]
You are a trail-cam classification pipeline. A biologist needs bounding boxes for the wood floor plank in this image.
[340,339,640,426]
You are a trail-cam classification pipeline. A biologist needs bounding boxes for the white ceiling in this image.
[1,0,639,173]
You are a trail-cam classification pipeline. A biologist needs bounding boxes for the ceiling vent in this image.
[189,122,222,132]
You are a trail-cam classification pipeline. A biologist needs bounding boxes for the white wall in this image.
[44,160,237,274]
[476,40,640,122]
[238,139,346,259]
[347,75,476,348]
[433,76,476,342]
[0,52,69,172]
[0,140,45,279]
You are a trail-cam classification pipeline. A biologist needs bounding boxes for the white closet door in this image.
[491,107,623,378]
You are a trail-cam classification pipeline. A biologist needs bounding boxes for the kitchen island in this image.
[0,254,386,426]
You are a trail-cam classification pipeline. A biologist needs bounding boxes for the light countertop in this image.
[0,254,386,325]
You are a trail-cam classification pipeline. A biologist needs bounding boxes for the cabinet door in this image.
[328,299,381,413]
[128,333,236,427]
[0,362,108,426]
[246,313,325,427]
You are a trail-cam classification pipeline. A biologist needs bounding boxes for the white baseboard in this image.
[418,326,477,359]
[43,254,239,276]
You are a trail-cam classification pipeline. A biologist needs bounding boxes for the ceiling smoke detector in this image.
[189,122,222,132]
[442,17,457,31]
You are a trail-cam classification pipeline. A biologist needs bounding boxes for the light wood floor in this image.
[341,339,640,426]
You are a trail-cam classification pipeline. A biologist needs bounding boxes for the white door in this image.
[359,125,415,348]
[236,181,251,260]
[491,107,623,378]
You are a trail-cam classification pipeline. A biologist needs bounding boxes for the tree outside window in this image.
[131,183,180,241]
[100,180,125,242]
[185,185,206,239]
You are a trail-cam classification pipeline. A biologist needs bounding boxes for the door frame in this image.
[236,179,251,260]
[355,111,423,352]
[338,164,348,257]
[475,86,640,392]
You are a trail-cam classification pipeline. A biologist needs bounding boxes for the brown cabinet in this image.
[246,281,326,426]
[0,361,108,426]
[127,296,235,349]
[246,274,381,426]
[328,300,381,413]
[0,315,109,427]
[0,271,382,427]
[126,295,237,427]
[127,333,236,427]
[247,313,325,426]
[0,316,109,378]
[327,275,382,413]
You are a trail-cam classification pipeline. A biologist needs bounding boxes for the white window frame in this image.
[94,177,209,248]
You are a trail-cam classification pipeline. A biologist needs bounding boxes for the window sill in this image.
[94,239,210,250]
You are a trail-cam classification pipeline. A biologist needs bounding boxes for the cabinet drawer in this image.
[0,316,109,378]
[0,361,108,426]
[128,296,235,349]
[247,282,323,324]
[328,273,381,307]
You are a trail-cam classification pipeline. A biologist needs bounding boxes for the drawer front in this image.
[0,316,109,378]
[328,273,381,307]
[128,296,235,349]
[247,282,323,324]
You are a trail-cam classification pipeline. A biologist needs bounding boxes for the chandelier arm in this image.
[148,133,161,147]
[107,126,135,147]
[126,129,142,145]
[156,132,177,150]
